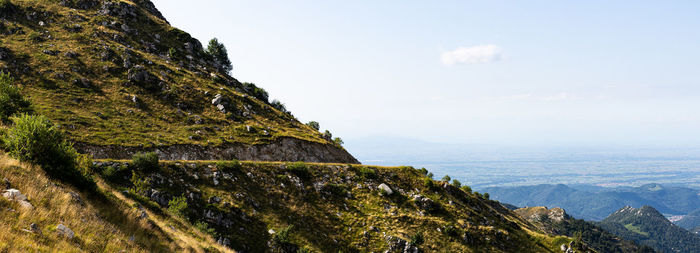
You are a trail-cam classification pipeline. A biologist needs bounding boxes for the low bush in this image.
[168,194,188,217]
[273,225,294,244]
[0,72,31,123]
[131,152,159,172]
[306,121,320,131]
[423,178,435,188]
[410,232,425,245]
[357,166,377,179]
[461,185,472,193]
[451,179,462,188]
[287,161,310,179]
[442,175,451,182]
[2,114,93,188]
[216,160,241,173]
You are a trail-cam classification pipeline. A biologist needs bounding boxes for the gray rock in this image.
[30,223,41,234]
[2,189,27,201]
[208,196,221,204]
[378,183,393,196]
[56,224,74,239]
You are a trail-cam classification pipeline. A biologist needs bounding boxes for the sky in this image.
[151,0,700,148]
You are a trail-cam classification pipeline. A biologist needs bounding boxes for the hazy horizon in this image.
[152,0,700,147]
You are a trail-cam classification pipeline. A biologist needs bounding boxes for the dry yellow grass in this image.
[0,153,229,252]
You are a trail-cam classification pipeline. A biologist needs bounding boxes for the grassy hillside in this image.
[515,207,655,253]
[90,158,585,252]
[599,206,700,253]
[0,152,234,252]
[0,0,335,150]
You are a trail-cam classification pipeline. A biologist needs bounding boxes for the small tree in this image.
[461,185,472,193]
[306,121,320,131]
[0,72,31,123]
[451,179,461,188]
[206,38,232,74]
[442,175,451,182]
[333,137,344,146]
[322,130,332,140]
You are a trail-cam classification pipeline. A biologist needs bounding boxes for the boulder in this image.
[378,183,393,196]
[3,189,27,201]
[56,224,74,239]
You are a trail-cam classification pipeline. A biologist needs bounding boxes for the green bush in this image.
[0,72,31,123]
[273,225,294,244]
[409,232,424,245]
[461,185,472,193]
[0,0,13,12]
[442,175,451,182]
[168,194,188,217]
[287,161,310,179]
[451,179,461,188]
[357,167,377,179]
[483,192,490,200]
[306,121,320,131]
[426,172,433,179]
[332,137,344,146]
[242,82,268,103]
[131,152,159,172]
[2,114,93,188]
[423,178,434,188]
[216,160,241,173]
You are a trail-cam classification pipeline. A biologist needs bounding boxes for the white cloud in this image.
[441,44,502,65]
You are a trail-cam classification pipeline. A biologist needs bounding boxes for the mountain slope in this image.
[0,0,356,163]
[91,159,591,252]
[0,153,234,252]
[484,184,700,221]
[515,206,655,253]
[599,206,700,253]
[674,208,700,230]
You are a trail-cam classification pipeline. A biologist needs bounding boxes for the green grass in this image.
[0,0,331,148]
[624,223,650,237]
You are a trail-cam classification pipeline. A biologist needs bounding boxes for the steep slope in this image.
[92,159,588,252]
[0,153,233,252]
[515,207,655,253]
[674,208,700,230]
[599,206,700,253]
[0,0,356,163]
[484,184,700,221]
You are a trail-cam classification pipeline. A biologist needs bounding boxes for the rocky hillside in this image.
[599,206,700,253]
[515,206,655,253]
[89,159,590,252]
[0,153,236,252]
[0,0,356,163]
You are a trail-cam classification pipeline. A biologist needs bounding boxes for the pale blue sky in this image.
[152,0,700,147]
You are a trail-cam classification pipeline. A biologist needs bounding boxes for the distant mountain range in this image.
[483,183,700,221]
[598,206,700,253]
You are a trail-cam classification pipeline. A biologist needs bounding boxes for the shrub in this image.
[418,167,428,175]
[0,0,14,12]
[322,130,332,140]
[131,152,159,172]
[206,38,233,74]
[426,172,433,179]
[242,82,269,103]
[410,232,424,245]
[168,194,188,217]
[273,225,294,244]
[194,221,217,236]
[461,185,472,193]
[332,137,344,146]
[2,114,93,188]
[216,160,241,173]
[357,167,377,179]
[483,192,490,200]
[442,175,451,182]
[451,179,461,188]
[423,178,434,188]
[0,72,31,123]
[167,47,177,59]
[306,121,320,131]
[287,161,310,179]
[129,171,150,195]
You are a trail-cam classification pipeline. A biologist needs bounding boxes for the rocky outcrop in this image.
[75,137,360,164]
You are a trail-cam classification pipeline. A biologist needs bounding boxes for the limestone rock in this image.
[56,224,75,239]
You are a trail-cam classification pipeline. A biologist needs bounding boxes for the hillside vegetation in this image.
[599,206,700,253]
[0,0,353,162]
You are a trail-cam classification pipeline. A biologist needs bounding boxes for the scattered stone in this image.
[29,223,41,235]
[208,196,221,204]
[378,183,393,196]
[56,224,74,239]
[69,192,84,206]
[3,189,27,201]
